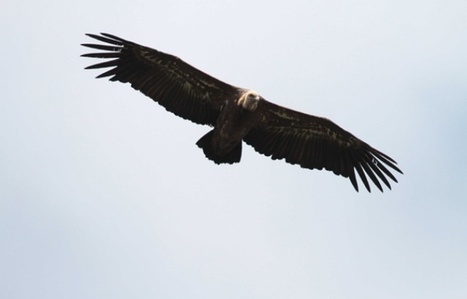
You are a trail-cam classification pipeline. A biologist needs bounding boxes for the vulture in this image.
[81,33,402,192]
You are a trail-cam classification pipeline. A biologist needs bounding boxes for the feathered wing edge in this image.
[244,101,403,192]
[81,33,238,126]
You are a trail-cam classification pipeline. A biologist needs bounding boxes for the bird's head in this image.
[238,90,261,111]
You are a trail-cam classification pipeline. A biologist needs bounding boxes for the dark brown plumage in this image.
[82,33,402,192]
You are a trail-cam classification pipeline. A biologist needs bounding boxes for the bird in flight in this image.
[82,33,402,192]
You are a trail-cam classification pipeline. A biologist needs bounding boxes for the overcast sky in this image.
[1,0,467,298]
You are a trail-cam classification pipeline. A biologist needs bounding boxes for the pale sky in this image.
[1,0,467,298]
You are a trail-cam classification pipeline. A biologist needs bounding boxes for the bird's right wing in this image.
[82,33,239,126]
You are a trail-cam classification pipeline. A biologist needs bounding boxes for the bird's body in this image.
[82,33,402,192]
[200,89,262,163]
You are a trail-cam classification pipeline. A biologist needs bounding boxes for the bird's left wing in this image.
[244,100,402,192]
[82,33,238,125]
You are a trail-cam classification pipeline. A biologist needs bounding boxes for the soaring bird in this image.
[82,33,402,192]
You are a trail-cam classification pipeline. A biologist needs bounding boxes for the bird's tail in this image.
[196,130,242,164]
